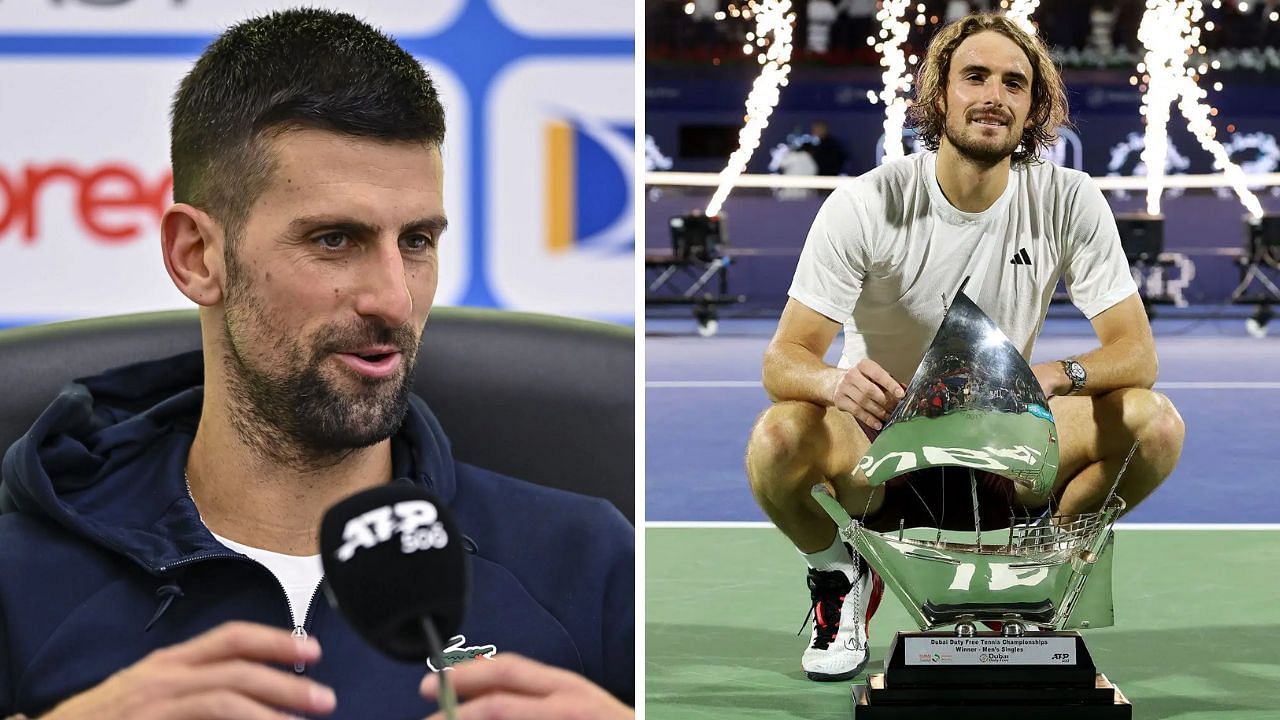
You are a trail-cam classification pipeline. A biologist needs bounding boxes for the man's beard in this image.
[220,253,419,469]
[943,111,1022,166]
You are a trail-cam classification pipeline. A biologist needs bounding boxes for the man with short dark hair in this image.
[0,10,633,719]
[746,13,1184,683]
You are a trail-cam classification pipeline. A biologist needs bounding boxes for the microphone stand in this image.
[421,617,458,720]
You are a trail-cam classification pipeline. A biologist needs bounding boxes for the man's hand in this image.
[41,622,335,720]
[420,654,632,720]
[830,358,905,430]
[1031,361,1070,400]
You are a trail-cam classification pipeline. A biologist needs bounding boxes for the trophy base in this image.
[849,631,1131,719]
[851,672,1131,719]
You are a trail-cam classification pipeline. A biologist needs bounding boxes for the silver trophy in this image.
[811,290,1133,718]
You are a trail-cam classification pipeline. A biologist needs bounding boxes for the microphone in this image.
[320,484,469,715]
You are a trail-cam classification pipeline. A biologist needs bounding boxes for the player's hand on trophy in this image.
[39,622,335,720]
[420,653,633,720]
[831,358,905,431]
[1030,361,1068,400]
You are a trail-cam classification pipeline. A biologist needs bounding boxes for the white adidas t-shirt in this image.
[212,531,324,626]
[789,151,1138,384]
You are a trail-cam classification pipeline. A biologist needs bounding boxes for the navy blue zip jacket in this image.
[0,351,634,719]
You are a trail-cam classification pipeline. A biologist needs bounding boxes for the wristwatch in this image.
[1060,359,1087,395]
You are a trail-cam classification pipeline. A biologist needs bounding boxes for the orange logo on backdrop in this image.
[0,163,173,244]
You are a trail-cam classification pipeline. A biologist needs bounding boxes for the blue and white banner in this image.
[0,0,634,326]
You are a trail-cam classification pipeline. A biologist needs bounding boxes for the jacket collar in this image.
[0,350,457,575]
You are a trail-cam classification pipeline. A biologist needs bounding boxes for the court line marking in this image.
[646,521,1280,530]
[646,381,1280,389]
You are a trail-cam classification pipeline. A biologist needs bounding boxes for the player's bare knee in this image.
[747,401,826,494]
[1140,392,1185,469]
[1124,389,1185,454]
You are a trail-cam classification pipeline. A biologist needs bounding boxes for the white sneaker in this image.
[801,556,884,681]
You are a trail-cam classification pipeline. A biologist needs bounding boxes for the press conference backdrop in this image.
[0,0,634,327]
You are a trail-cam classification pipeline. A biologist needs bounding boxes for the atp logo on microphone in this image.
[336,500,450,562]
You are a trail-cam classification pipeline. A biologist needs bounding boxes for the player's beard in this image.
[219,245,419,469]
[943,108,1023,166]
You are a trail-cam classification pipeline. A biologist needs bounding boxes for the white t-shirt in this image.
[789,151,1138,384]
[212,531,324,626]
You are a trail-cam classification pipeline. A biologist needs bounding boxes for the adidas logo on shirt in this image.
[1009,248,1032,266]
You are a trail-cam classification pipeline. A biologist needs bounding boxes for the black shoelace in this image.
[800,569,853,649]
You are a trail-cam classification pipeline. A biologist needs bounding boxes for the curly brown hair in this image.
[907,14,1070,167]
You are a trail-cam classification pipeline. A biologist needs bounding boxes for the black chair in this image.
[0,308,634,522]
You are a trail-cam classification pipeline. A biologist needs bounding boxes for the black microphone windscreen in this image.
[319,484,468,661]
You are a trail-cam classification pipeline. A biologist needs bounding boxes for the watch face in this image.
[1067,361,1085,385]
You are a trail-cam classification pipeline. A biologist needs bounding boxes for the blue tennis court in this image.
[648,315,1280,524]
